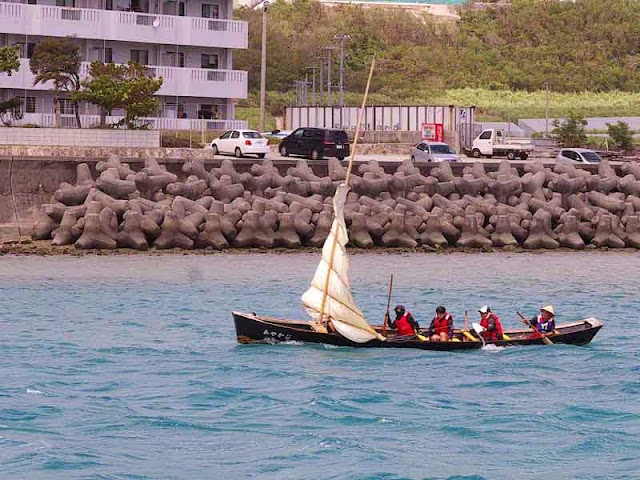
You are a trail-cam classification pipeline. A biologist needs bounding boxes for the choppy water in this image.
[0,252,639,480]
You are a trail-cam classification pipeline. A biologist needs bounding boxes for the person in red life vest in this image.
[427,305,454,342]
[388,305,420,337]
[478,306,504,342]
[529,305,556,333]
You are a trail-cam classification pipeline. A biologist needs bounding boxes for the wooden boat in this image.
[231,56,603,351]
[233,312,602,350]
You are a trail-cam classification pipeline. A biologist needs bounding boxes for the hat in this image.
[394,305,405,313]
[541,305,555,315]
[478,306,490,314]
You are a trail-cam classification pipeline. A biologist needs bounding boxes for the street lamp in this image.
[258,1,269,133]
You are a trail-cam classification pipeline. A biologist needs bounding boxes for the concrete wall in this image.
[0,128,160,147]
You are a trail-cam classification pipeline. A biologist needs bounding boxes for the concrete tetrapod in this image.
[349,213,374,248]
[624,215,640,248]
[274,213,302,248]
[51,210,78,246]
[75,213,117,249]
[558,215,585,250]
[196,213,229,250]
[154,210,194,249]
[592,214,625,248]
[233,210,275,248]
[418,213,448,248]
[523,210,559,249]
[117,211,149,250]
[457,214,492,248]
[308,210,333,248]
[491,215,519,248]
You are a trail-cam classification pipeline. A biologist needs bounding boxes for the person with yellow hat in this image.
[530,305,556,333]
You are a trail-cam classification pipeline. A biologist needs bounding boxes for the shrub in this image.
[551,112,587,147]
[606,121,634,151]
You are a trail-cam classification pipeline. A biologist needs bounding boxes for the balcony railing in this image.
[0,59,248,100]
[14,113,248,131]
[0,2,248,49]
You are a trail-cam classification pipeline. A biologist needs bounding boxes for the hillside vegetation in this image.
[235,0,640,93]
[233,0,640,124]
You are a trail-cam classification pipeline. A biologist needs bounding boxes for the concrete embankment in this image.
[9,153,640,252]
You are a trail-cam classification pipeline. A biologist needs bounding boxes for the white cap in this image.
[478,306,489,314]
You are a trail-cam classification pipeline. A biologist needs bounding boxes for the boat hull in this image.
[232,312,603,350]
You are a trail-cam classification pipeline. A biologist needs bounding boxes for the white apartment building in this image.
[0,0,249,130]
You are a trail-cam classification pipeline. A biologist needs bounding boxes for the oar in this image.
[517,311,554,346]
[382,274,393,336]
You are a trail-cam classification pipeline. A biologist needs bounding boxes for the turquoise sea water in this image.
[0,253,639,480]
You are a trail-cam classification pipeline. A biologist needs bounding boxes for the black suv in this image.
[278,128,350,160]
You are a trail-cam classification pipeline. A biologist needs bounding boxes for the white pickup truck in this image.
[467,128,535,160]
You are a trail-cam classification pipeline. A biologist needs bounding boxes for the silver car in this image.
[410,141,460,163]
[556,148,602,164]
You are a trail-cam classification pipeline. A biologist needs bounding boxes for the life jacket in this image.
[535,314,555,333]
[480,313,503,342]
[396,312,415,336]
[432,313,452,335]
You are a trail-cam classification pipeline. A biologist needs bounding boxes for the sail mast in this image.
[318,54,377,323]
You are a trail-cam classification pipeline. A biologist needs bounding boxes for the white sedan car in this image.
[556,148,602,164]
[210,130,270,158]
[410,141,460,163]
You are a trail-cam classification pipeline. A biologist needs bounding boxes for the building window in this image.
[165,102,185,118]
[198,104,219,120]
[27,0,37,4]
[201,54,219,70]
[178,2,185,16]
[105,0,113,10]
[104,47,113,63]
[130,50,149,65]
[17,96,36,114]
[15,43,36,59]
[201,3,219,19]
[164,51,184,67]
[59,99,75,115]
[56,0,76,6]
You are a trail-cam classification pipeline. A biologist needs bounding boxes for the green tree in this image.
[552,112,588,147]
[0,46,23,125]
[606,121,634,152]
[29,38,82,128]
[0,45,19,76]
[73,61,162,128]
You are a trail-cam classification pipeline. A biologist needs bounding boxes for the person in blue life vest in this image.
[530,305,556,333]
[389,305,420,337]
[427,306,454,342]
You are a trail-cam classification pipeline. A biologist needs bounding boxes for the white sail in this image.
[301,183,385,343]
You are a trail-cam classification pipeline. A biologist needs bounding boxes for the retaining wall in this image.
[0,128,160,148]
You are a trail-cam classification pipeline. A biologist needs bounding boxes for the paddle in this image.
[517,311,554,346]
[382,274,393,336]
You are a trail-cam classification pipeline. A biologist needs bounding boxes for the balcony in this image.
[0,59,248,100]
[0,2,248,49]
[14,113,248,131]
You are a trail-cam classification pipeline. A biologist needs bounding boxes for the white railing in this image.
[0,2,248,49]
[14,113,247,131]
[0,59,248,100]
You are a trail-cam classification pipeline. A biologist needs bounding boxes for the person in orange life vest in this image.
[529,305,556,333]
[478,306,504,342]
[427,305,454,342]
[388,305,420,336]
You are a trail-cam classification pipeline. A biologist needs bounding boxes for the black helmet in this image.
[394,305,405,314]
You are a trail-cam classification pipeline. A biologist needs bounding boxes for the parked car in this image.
[410,141,460,163]
[210,130,270,158]
[556,148,602,164]
[465,128,534,160]
[278,128,350,160]
[262,129,292,139]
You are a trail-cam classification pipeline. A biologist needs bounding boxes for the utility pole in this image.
[317,54,324,105]
[323,47,336,106]
[305,66,318,106]
[258,1,270,132]
[333,34,349,107]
